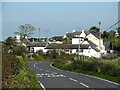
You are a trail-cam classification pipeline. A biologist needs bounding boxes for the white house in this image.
[72,30,106,54]
[45,43,100,58]
[22,40,48,53]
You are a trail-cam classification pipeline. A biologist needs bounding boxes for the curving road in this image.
[28,62,120,90]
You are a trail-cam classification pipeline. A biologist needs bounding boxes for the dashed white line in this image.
[60,74,66,77]
[45,70,49,72]
[80,82,89,88]
[50,63,120,86]
[69,78,77,82]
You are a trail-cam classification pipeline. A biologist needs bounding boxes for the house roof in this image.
[89,32,100,39]
[49,36,63,41]
[45,44,90,49]
[90,45,100,52]
[88,40,97,47]
[22,39,48,47]
[45,43,100,52]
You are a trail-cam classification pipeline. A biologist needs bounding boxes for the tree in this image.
[5,37,16,47]
[108,30,115,39]
[116,27,120,36]
[14,24,36,39]
[102,31,108,39]
[89,26,100,34]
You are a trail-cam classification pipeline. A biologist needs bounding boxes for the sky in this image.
[2,2,118,41]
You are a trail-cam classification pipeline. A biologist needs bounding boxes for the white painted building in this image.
[45,43,100,58]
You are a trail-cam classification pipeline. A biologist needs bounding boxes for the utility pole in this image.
[45,30,48,43]
[99,22,101,59]
[39,28,40,42]
[78,27,81,60]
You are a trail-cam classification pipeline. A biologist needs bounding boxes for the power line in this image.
[105,20,120,32]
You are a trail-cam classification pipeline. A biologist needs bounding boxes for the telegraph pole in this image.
[78,27,81,60]
[99,22,101,59]
[39,28,40,42]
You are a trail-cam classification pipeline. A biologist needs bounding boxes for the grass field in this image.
[101,59,120,67]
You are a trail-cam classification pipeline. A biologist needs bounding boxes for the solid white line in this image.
[50,63,120,86]
[80,73,120,86]
[69,78,77,82]
[80,82,89,88]
[38,81,46,90]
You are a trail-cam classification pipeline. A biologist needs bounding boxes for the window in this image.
[70,49,72,53]
[66,49,69,52]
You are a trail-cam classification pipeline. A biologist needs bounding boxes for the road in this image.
[28,62,120,90]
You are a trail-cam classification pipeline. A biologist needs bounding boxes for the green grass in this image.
[53,62,120,84]
[27,55,52,62]
[101,60,120,67]
[104,38,120,43]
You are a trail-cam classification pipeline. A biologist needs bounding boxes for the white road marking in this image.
[48,75,50,77]
[34,63,37,67]
[39,69,43,70]
[60,74,66,77]
[52,72,58,74]
[69,78,77,82]
[41,74,44,75]
[80,82,89,88]
[38,81,46,90]
[45,70,49,72]
[45,73,48,75]
[50,63,120,86]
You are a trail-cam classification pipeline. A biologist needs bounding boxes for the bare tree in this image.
[14,24,36,39]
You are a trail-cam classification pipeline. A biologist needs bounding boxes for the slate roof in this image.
[45,43,100,52]
[45,44,90,49]
[88,40,97,47]
[90,45,100,52]
[22,39,48,47]
[49,36,63,41]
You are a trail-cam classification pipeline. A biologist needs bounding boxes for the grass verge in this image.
[53,62,120,84]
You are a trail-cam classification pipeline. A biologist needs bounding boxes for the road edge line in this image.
[38,81,46,90]
[50,63,120,86]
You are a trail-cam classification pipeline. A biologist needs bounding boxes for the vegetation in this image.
[31,50,120,84]
[89,26,100,35]
[2,37,41,89]
[101,59,120,67]
[41,50,120,84]
[53,60,120,83]
[14,24,36,39]
[53,62,120,83]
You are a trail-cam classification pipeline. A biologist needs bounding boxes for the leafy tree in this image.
[89,26,100,34]
[108,30,115,39]
[14,24,36,40]
[5,37,16,46]
[102,31,108,39]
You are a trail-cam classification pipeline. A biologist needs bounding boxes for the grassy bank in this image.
[53,61,120,84]
[102,59,120,67]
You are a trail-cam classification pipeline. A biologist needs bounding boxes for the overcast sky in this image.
[2,2,118,40]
